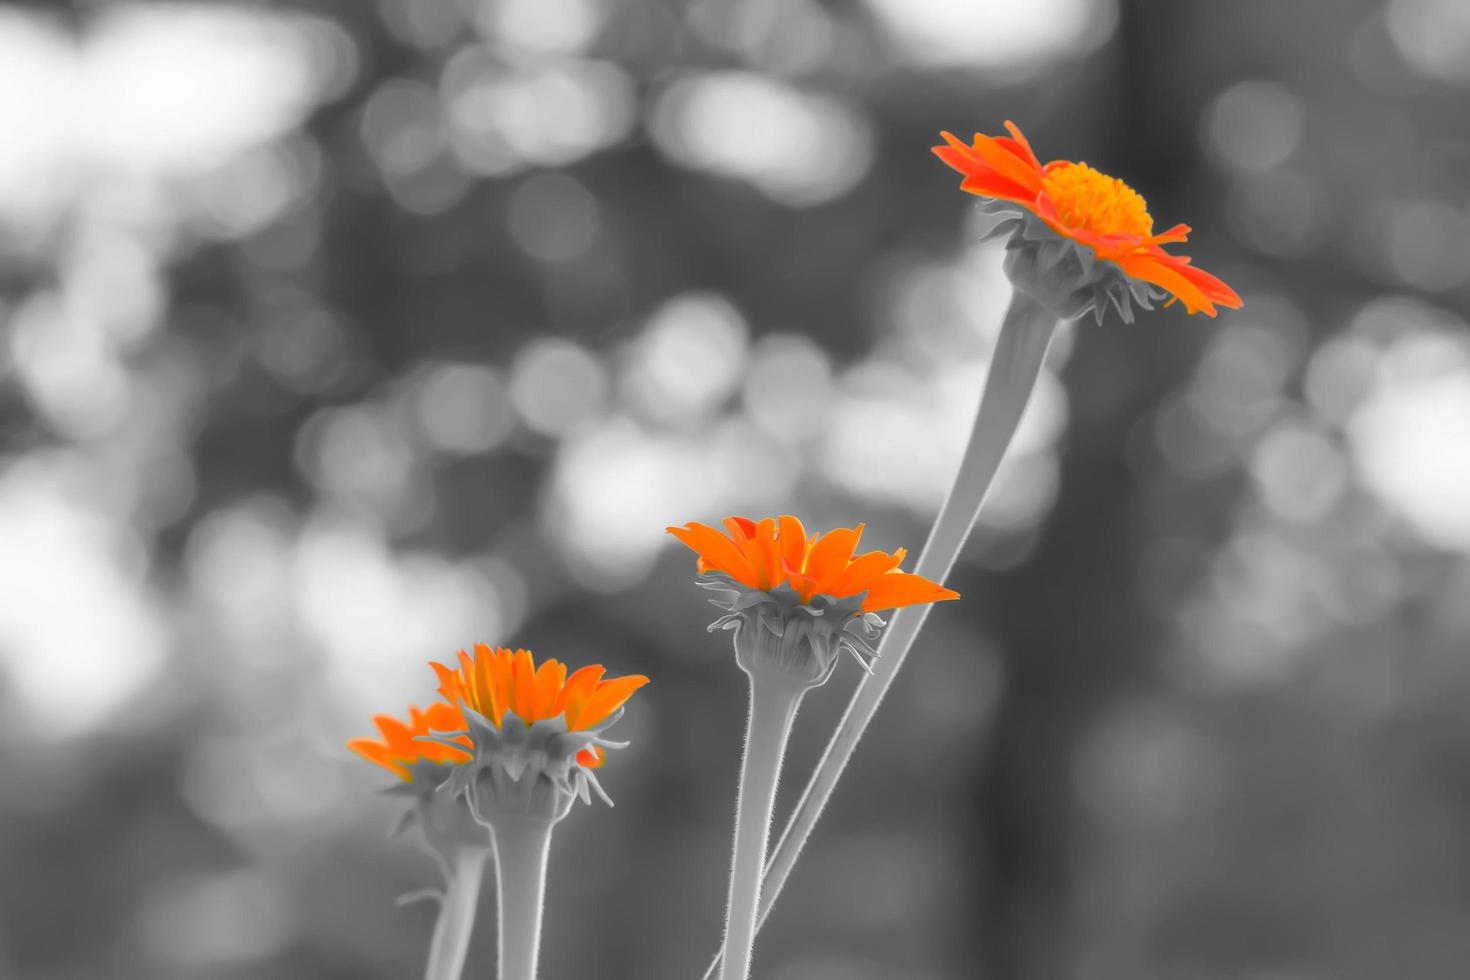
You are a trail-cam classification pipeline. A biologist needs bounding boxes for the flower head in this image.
[668,516,959,685]
[349,701,472,783]
[425,645,649,821]
[934,121,1242,322]
[349,702,484,859]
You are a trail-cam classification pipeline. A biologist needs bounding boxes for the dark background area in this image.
[2,0,1470,977]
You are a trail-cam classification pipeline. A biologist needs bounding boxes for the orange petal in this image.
[1148,223,1191,246]
[576,675,651,730]
[374,714,414,751]
[557,664,607,728]
[667,523,760,588]
[752,518,782,590]
[935,130,1043,198]
[787,570,819,605]
[1116,253,1216,316]
[965,131,1045,194]
[431,661,461,703]
[804,524,864,592]
[492,650,516,725]
[510,649,537,722]
[468,648,499,724]
[1172,258,1243,308]
[828,548,907,597]
[725,516,758,542]
[532,658,567,723]
[859,572,960,612]
[777,514,807,576]
[934,135,1041,204]
[348,738,410,781]
[1001,119,1043,170]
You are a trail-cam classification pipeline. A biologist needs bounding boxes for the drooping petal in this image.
[1115,253,1218,316]
[1172,256,1244,307]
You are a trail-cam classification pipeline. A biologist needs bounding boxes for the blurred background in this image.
[2,0,1469,977]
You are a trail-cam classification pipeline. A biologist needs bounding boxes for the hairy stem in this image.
[720,667,808,980]
[702,290,1059,978]
[424,847,486,980]
[489,816,555,980]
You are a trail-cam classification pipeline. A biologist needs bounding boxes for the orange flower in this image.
[349,701,472,782]
[933,121,1242,318]
[667,515,958,612]
[431,645,649,769]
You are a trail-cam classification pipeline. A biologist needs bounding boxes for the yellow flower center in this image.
[1041,162,1153,238]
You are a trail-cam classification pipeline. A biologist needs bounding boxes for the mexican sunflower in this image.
[431,645,648,770]
[668,515,959,684]
[933,121,1242,321]
[420,645,649,817]
[349,701,471,782]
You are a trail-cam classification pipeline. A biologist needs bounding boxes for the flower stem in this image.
[424,847,486,980]
[702,290,1060,979]
[488,815,555,980]
[720,666,808,980]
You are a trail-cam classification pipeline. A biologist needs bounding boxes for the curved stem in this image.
[424,848,486,980]
[488,815,555,980]
[702,290,1060,979]
[720,667,807,980]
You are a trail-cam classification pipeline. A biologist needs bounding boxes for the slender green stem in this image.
[424,847,486,980]
[702,290,1060,979]
[720,667,808,980]
[488,815,555,980]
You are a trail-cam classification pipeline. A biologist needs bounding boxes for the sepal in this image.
[981,200,1165,324]
[424,706,631,824]
[697,573,890,687]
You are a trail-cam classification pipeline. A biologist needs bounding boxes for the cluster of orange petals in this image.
[433,645,648,768]
[933,121,1242,317]
[348,701,471,782]
[668,515,959,612]
[350,646,649,780]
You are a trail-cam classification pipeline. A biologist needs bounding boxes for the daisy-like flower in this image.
[425,644,649,822]
[349,702,483,855]
[349,701,471,783]
[934,121,1242,322]
[350,701,486,980]
[418,645,647,980]
[668,515,958,687]
[670,515,957,980]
